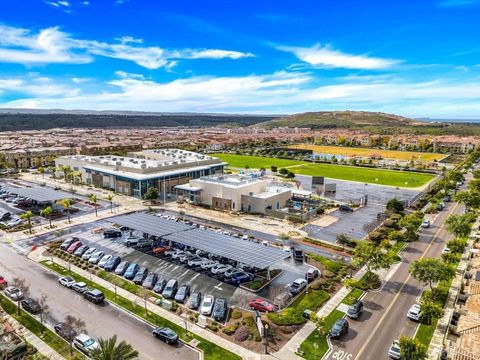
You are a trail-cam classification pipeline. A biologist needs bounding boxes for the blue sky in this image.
[0,0,480,118]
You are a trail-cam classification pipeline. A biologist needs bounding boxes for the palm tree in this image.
[20,210,33,233]
[279,233,291,246]
[90,335,139,360]
[56,198,73,223]
[105,194,114,213]
[71,171,82,185]
[60,165,71,182]
[89,194,98,216]
[49,165,57,180]
[38,166,45,178]
[40,206,53,228]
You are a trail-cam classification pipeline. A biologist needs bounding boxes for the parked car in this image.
[60,237,79,250]
[174,285,190,303]
[0,275,8,289]
[347,300,363,319]
[437,202,445,211]
[152,327,178,345]
[4,286,24,301]
[74,245,90,257]
[104,255,121,272]
[133,267,149,285]
[72,282,89,294]
[224,267,244,278]
[124,263,139,280]
[153,278,168,294]
[230,272,254,286]
[212,298,228,321]
[187,256,204,267]
[289,278,308,295]
[21,298,41,314]
[88,251,105,264]
[200,259,218,270]
[305,268,320,282]
[98,254,113,268]
[67,241,83,254]
[152,246,171,255]
[292,248,304,262]
[162,279,178,299]
[187,292,202,310]
[114,261,130,276]
[388,339,401,360]
[249,298,275,312]
[103,229,121,238]
[443,195,451,203]
[54,322,77,340]
[211,264,232,275]
[0,212,11,221]
[6,218,21,228]
[83,289,105,304]
[339,204,354,212]
[274,292,293,309]
[171,250,186,260]
[58,276,76,288]
[82,247,97,260]
[329,318,349,339]
[407,303,421,321]
[421,219,430,228]
[442,247,451,255]
[200,295,215,315]
[73,334,99,354]
[142,273,158,289]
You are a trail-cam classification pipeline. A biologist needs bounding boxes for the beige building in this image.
[3,147,76,169]
[175,174,291,214]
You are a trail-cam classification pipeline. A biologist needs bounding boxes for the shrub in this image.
[368,231,384,244]
[254,335,262,342]
[223,324,237,336]
[231,309,243,320]
[234,326,252,342]
[322,270,335,278]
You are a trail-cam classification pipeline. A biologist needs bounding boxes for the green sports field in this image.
[215,153,435,188]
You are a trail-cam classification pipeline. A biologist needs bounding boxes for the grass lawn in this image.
[40,260,241,360]
[215,154,434,187]
[288,144,445,162]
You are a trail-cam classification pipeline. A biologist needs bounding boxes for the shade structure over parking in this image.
[111,212,194,237]
[1,185,73,203]
[163,228,290,269]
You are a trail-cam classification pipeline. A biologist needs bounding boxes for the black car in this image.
[133,267,149,285]
[153,278,167,294]
[292,248,304,262]
[104,229,122,238]
[174,285,190,303]
[187,291,202,310]
[212,298,228,322]
[83,289,105,304]
[60,237,79,250]
[104,256,121,272]
[114,261,130,276]
[142,273,158,289]
[54,322,77,340]
[21,298,41,314]
[0,212,11,221]
[305,268,320,282]
[346,300,363,319]
[152,327,178,345]
[329,318,349,339]
[74,245,89,257]
[339,204,354,212]
[443,195,451,202]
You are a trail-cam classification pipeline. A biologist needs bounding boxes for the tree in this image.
[270,166,278,173]
[399,213,423,242]
[49,165,57,180]
[105,194,114,213]
[71,171,82,185]
[445,214,472,238]
[386,198,404,214]
[37,294,50,327]
[419,298,443,325]
[454,190,480,209]
[143,187,158,201]
[40,206,53,228]
[62,315,86,355]
[409,258,455,295]
[278,168,288,176]
[138,289,150,316]
[352,240,392,281]
[89,194,98,216]
[399,336,427,360]
[278,233,290,246]
[446,238,467,254]
[11,277,29,315]
[472,169,480,179]
[60,165,71,182]
[286,171,295,179]
[20,210,33,233]
[468,179,480,192]
[56,198,73,223]
[90,335,139,360]
[38,166,45,178]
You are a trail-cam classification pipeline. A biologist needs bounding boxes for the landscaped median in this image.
[39,260,241,360]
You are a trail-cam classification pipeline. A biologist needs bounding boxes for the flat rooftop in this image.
[194,174,261,188]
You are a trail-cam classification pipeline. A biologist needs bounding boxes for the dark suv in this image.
[21,298,41,314]
[212,298,228,322]
[104,229,122,238]
[83,289,105,304]
[347,300,363,319]
[133,267,149,285]
[104,256,121,272]
[329,318,349,339]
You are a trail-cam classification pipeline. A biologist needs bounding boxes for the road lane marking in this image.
[354,202,459,360]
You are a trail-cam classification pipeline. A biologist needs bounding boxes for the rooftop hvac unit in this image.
[172,161,178,164]
[140,163,147,169]
[116,161,122,166]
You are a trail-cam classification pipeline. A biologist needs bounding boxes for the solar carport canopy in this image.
[164,228,290,269]
[2,185,73,202]
[112,212,193,237]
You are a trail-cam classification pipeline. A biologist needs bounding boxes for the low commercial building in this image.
[3,146,76,169]
[175,174,291,214]
[55,149,225,198]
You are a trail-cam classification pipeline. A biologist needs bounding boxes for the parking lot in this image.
[18,215,312,310]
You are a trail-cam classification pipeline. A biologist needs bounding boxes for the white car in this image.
[123,236,141,247]
[200,259,218,270]
[98,254,113,268]
[88,251,105,264]
[442,247,451,255]
[200,295,215,315]
[171,250,186,260]
[211,264,232,275]
[73,334,99,354]
[6,218,21,228]
[388,339,401,359]
[421,219,430,228]
[4,286,24,301]
[407,303,421,321]
[224,267,244,278]
[82,247,97,260]
[58,276,76,288]
[164,248,176,256]
[187,256,204,267]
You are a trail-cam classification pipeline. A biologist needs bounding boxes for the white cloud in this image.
[278,43,400,70]
[0,24,254,68]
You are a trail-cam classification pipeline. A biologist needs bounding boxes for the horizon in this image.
[1,1,480,118]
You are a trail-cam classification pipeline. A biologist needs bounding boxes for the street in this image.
[0,243,198,360]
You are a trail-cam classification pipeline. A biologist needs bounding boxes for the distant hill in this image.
[0,109,279,131]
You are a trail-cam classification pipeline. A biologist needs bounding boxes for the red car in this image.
[66,241,83,253]
[0,275,8,289]
[153,246,171,255]
[249,298,275,312]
